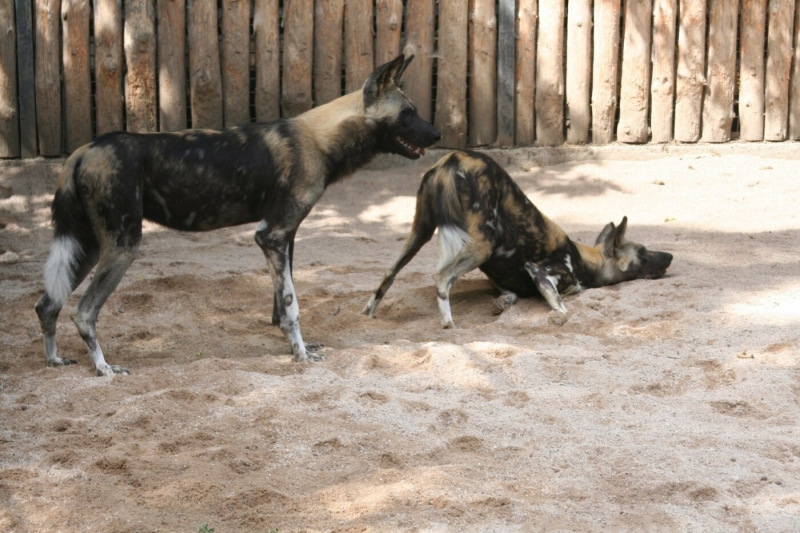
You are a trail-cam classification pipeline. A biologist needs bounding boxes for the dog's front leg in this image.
[272,228,297,326]
[256,227,322,362]
[524,262,568,326]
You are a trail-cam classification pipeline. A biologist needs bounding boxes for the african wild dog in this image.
[35,54,441,376]
[363,150,673,327]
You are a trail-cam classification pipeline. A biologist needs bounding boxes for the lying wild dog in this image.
[363,150,673,327]
[36,54,440,375]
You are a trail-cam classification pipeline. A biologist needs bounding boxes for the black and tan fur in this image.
[35,54,440,375]
[363,150,673,327]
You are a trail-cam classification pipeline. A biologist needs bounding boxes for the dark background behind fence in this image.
[1,0,800,159]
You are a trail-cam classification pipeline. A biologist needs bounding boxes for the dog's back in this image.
[419,150,571,296]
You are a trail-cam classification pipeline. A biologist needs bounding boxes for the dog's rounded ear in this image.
[363,54,407,108]
[615,216,628,246]
[395,53,415,84]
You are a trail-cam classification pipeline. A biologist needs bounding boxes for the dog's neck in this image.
[570,241,607,288]
[292,91,381,185]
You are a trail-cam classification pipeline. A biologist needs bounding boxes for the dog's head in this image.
[363,54,441,159]
[592,217,673,286]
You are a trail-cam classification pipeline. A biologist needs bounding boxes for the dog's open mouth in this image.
[397,136,426,157]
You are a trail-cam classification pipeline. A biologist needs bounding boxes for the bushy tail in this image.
[44,147,93,307]
[425,153,472,269]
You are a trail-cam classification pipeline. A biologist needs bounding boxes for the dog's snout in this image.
[432,129,442,142]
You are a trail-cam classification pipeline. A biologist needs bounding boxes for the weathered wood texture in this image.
[764,0,795,141]
[515,0,537,145]
[157,0,185,131]
[739,0,767,140]
[496,0,515,146]
[314,0,344,106]
[188,0,222,128]
[15,0,36,157]
[95,0,124,134]
[0,0,19,157]
[222,0,250,126]
[434,0,469,148]
[469,0,497,146]
[702,0,738,142]
[650,0,677,143]
[35,0,62,155]
[591,0,621,144]
[536,0,565,145]
[62,0,92,151]
[282,0,313,117]
[254,0,279,121]
[674,0,706,142]
[618,0,652,144]
[566,0,592,144]
[376,0,402,65]
[790,0,800,138]
[403,0,435,122]
[345,0,374,93]
[125,0,157,132]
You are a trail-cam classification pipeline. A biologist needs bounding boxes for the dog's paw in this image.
[95,364,131,377]
[547,311,568,327]
[46,356,77,368]
[441,320,455,329]
[493,293,519,315]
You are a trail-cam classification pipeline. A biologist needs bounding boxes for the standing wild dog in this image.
[363,150,673,327]
[36,54,440,375]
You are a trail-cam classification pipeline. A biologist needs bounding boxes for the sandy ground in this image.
[1,144,799,532]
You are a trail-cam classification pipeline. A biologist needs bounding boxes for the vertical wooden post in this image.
[62,0,92,151]
[0,0,19,157]
[125,0,156,132]
[566,0,592,144]
[674,0,706,143]
[313,0,344,106]
[739,0,766,140]
[536,0,565,145]
[282,0,313,117]
[790,0,800,138]
[35,0,62,155]
[650,0,677,143]
[95,0,123,134]
[764,0,795,141]
[434,0,468,148]
[254,0,279,121]
[591,0,621,144]
[617,0,652,144]
[469,0,496,146]
[222,0,250,126]
[157,0,186,131]
[515,0,537,145]
[15,0,36,157]
[376,0,402,65]
[496,0,515,146]
[188,0,223,128]
[701,0,738,142]
[345,0,373,93]
[403,0,435,122]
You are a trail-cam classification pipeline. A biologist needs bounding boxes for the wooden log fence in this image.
[5,0,800,158]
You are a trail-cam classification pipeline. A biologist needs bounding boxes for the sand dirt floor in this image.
[1,144,799,532]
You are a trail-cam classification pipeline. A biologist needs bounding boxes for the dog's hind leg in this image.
[35,240,100,368]
[71,248,138,376]
[524,262,568,326]
[362,216,435,318]
[433,240,492,329]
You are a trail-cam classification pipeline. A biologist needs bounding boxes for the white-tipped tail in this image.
[437,225,471,270]
[44,235,81,307]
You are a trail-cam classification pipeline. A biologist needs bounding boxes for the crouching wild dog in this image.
[363,150,673,327]
[36,54,440,375]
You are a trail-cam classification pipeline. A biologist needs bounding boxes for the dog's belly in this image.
[141,180,263,231]
[479,259,538,297]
